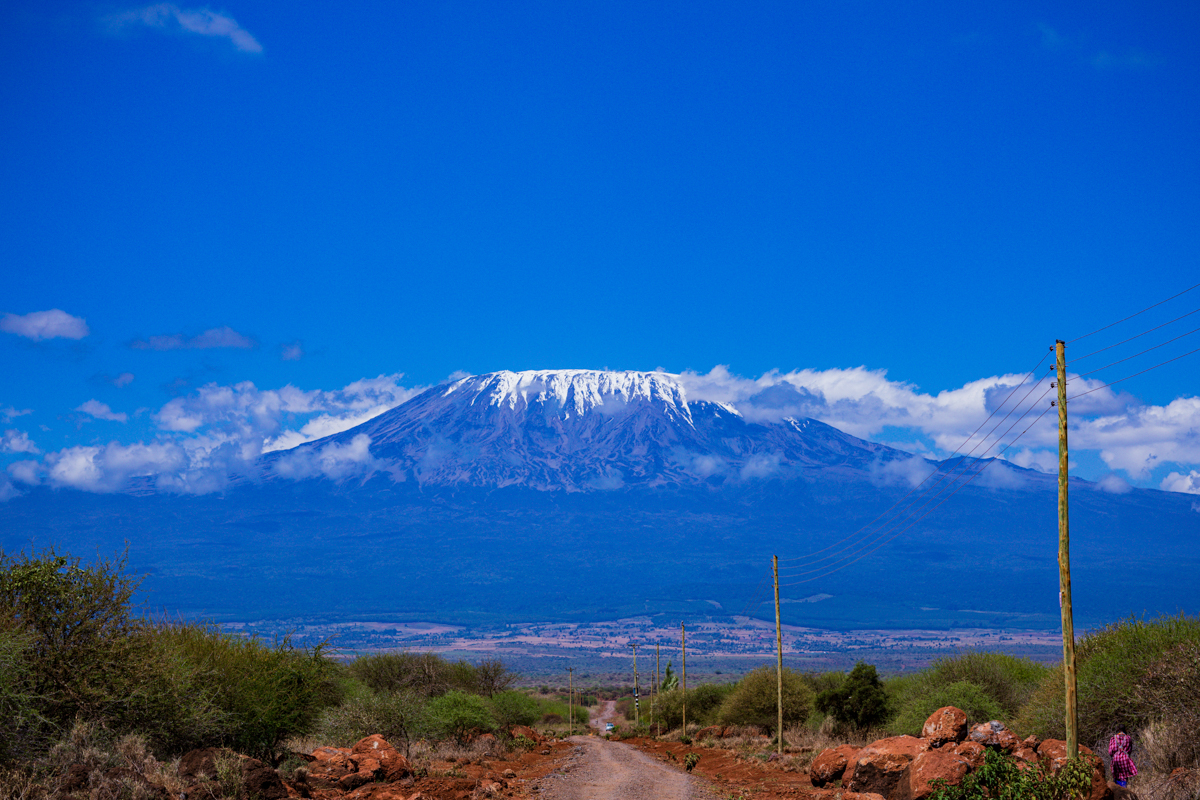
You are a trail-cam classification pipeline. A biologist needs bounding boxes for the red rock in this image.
[893,748,974,800]
[179,748,223,780]
[1036,739,1096,773]
[350,734,409,780]
[312,746,351,761]
[967,721,1019,752]
[696,725,724,740]
[846,735,926,797]
[921,707,968,748]
[510,725,544,743]
[1022,735,1041,749]
[811,744,860,787]
[951,740,985,770]
[1012,746,1039,764]
[337,770,375,791]
[242,760,288,800]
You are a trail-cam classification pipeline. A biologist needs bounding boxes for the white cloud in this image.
[869,456,936,488]
[114,372,135,387]
[0,309,89,341]
[131,326,256,351]
[1,406,32,422]
[7,460,41,485]
[740,452,782,480]
[1097,473,1132,494]
[1,430,39,455]
[1161,470,1200,495]
[0,474,20,502]
[1009,448,1057,474]
[76,400,128,423]
[110,3,263,53]
[272,433,379,481]
[45,442,186,493]
[281,341,303,361]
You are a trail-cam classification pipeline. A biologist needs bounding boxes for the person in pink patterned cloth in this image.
[1109,724,1138,787]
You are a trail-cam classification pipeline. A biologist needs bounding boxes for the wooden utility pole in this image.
[1056,339,1079,759]
[568,667,575,737]
[681,623,687,735]
[774,555,784,755]
[654,643,660,728]
[629,643,640,727]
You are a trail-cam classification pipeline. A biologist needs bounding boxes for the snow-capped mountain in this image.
[266,369,910,490]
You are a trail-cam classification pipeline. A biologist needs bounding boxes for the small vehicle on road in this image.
[605,722,615,733]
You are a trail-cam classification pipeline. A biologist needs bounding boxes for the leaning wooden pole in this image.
[774,555,784,754]
[1056,339,1079,759]
[568,666,575,737]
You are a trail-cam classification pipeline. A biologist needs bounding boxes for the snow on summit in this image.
[443,369,696,422]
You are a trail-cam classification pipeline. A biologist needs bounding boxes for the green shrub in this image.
[153,622,338,760]
[0,623,44,762]
[926,652,1049,717]
[718,666,812,734]
[652,683,733,730]
[349,651,455,697]
[428,690,496,743]
[816,662,888,729]
[1014,614,1200,742]
[889,679,1006,736]
[929,747,1092,800]
[313,690,429,756]
[0,547,148,727]
[489,690,539,729]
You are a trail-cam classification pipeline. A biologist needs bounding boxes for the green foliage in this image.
[929,747,1092,800]
[653,683,734,729]
[347,652,514,698]
[889,679,1006,737]
[489,690,539,729]
[684,752,700,772]
[660,662,678,691]
[428,690,496,743]
[816,662,888,729]
[153,622,339,760]
[1014,614,1200,742]
[799,670,846,698]
[0,622,44,762]
[717,666,813,734]
[0,547,147,726]
[927,652,1049,717]
[313,689,429,757]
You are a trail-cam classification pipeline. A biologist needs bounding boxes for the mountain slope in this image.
[265,369,911,490]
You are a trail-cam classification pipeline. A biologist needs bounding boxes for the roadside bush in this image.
[1014,614,1200,742]
[0,622,44,762]
[718,666,813,734]
[153,622,339,760]
[0,547,149,727]
[348,652,514,699]
[816,662,888,729]
[889,679,1006,736]
[929,746,1092,800]
[926,652,1048,717]
[489,690,539,729]
[653,683,733,730]
[428,690,496,743]
[314,690,429,757]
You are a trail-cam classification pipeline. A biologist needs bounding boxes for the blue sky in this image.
[2,0,1199,497]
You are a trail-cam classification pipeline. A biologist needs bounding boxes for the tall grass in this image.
[1014,614,1200,742]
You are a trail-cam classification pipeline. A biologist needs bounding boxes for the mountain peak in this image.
[441,369,700,422]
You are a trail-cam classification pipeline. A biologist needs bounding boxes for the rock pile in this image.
[808,706,1113,800]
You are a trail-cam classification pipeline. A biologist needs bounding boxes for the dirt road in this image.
[533,736,722,800]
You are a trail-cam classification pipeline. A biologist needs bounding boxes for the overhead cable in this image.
[1069,281,1200,344]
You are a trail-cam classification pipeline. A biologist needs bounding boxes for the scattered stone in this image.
[893,748,973,800]
[921,707,968,748]
[967,721,1019,752]
[846,735,926,797]
[811,744,860,787]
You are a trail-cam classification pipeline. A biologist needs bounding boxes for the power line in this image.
[1073,307,1200,362]
[1076,324,1200,378]
[778,349,1052,567]
[779,383,1055,579]
[1068,345,1200,401]
[780,400,1056,587]
[1069,281,1200,344]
